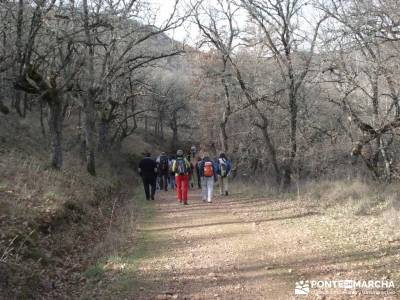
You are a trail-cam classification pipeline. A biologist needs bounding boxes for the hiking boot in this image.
[184,202,188,205]
[225,191,228,196]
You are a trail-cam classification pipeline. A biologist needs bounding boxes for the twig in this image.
[108,194,122,232]
[0,235,18,263]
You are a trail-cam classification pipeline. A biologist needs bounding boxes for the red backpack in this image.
[203,161,214,177]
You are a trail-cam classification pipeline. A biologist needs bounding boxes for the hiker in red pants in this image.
[172,149,191,205]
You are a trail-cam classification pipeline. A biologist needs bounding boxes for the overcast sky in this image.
[152,0,198,43]
[151,0,320,50]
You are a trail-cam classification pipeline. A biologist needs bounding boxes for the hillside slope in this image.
[0,112,160,298]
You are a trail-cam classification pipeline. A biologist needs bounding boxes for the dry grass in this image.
[230,177,400,233]
[0,148,133,298]
[301,179,400,217]
[0,113,143,299]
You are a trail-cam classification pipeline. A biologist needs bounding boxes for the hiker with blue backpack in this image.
[157,152,169,192]
[217,153,232,196]
[172,149,191,205]
[199,153,218,203]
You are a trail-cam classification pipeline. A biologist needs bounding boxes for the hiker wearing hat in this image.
[172,149,191,205]
[156,151,169,191]
[138,152,158,200]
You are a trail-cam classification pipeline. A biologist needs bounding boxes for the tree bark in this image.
[257,118,281,185]
[47,96,63,169]
[83,0,97,176]
[14,91,24,117]
[219,116,228,153]
[170,112,178,150]
[98,114,110,152]
[160,117,164,141]
[83,91,96,176]
[220,61,231,153]
[144,115,148,141]
[0,99,10,115]
[284,88,298,188]
[39,101,46,136]
[380,137,391,181]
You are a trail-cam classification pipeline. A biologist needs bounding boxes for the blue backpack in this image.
[176,158,187,175]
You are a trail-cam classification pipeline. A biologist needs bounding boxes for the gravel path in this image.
[98,189,399,300]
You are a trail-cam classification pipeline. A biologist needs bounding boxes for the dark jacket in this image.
[138,157,157,178]
[157,155,170,175]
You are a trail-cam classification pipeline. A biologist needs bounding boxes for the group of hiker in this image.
[138,146,232,204]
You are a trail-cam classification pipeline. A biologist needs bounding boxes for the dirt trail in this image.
[97,189,400,300]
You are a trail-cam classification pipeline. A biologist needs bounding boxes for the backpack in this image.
[159,156,169,172]
[203,161,214,177]
[169,160,175,174]
[220,159,227,177]
[175,158,187,175]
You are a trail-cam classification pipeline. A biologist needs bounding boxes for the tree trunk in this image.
[77,108,86,164]
[22,93,28,117]
[160,118,164,141]
[258,119,281,185]
[220,64,231,153]
[14,90,24,117]
[83,92,96,176]
[379,137,392,182]
[170,113,178,150]
[144,115,148,141]
[171,127,178,150]
[40,101,46,136]
[47,97,63,169]
[83,0,97,176]
[98,117,110,152]
[0,99,10,115]
[219,112,228,153]
[284,88,298,188]
[154,119,159,137]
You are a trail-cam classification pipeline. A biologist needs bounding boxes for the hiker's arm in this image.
[153,164,158,174]
[138,161,142,175]
[185,159,191,170]
[215,162,220,175]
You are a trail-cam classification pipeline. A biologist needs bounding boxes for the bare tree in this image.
[77,0,187,175]
[12,0,82,169]
[221,0,327,187]
[318,0,400,181]
[192,0,241,153]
